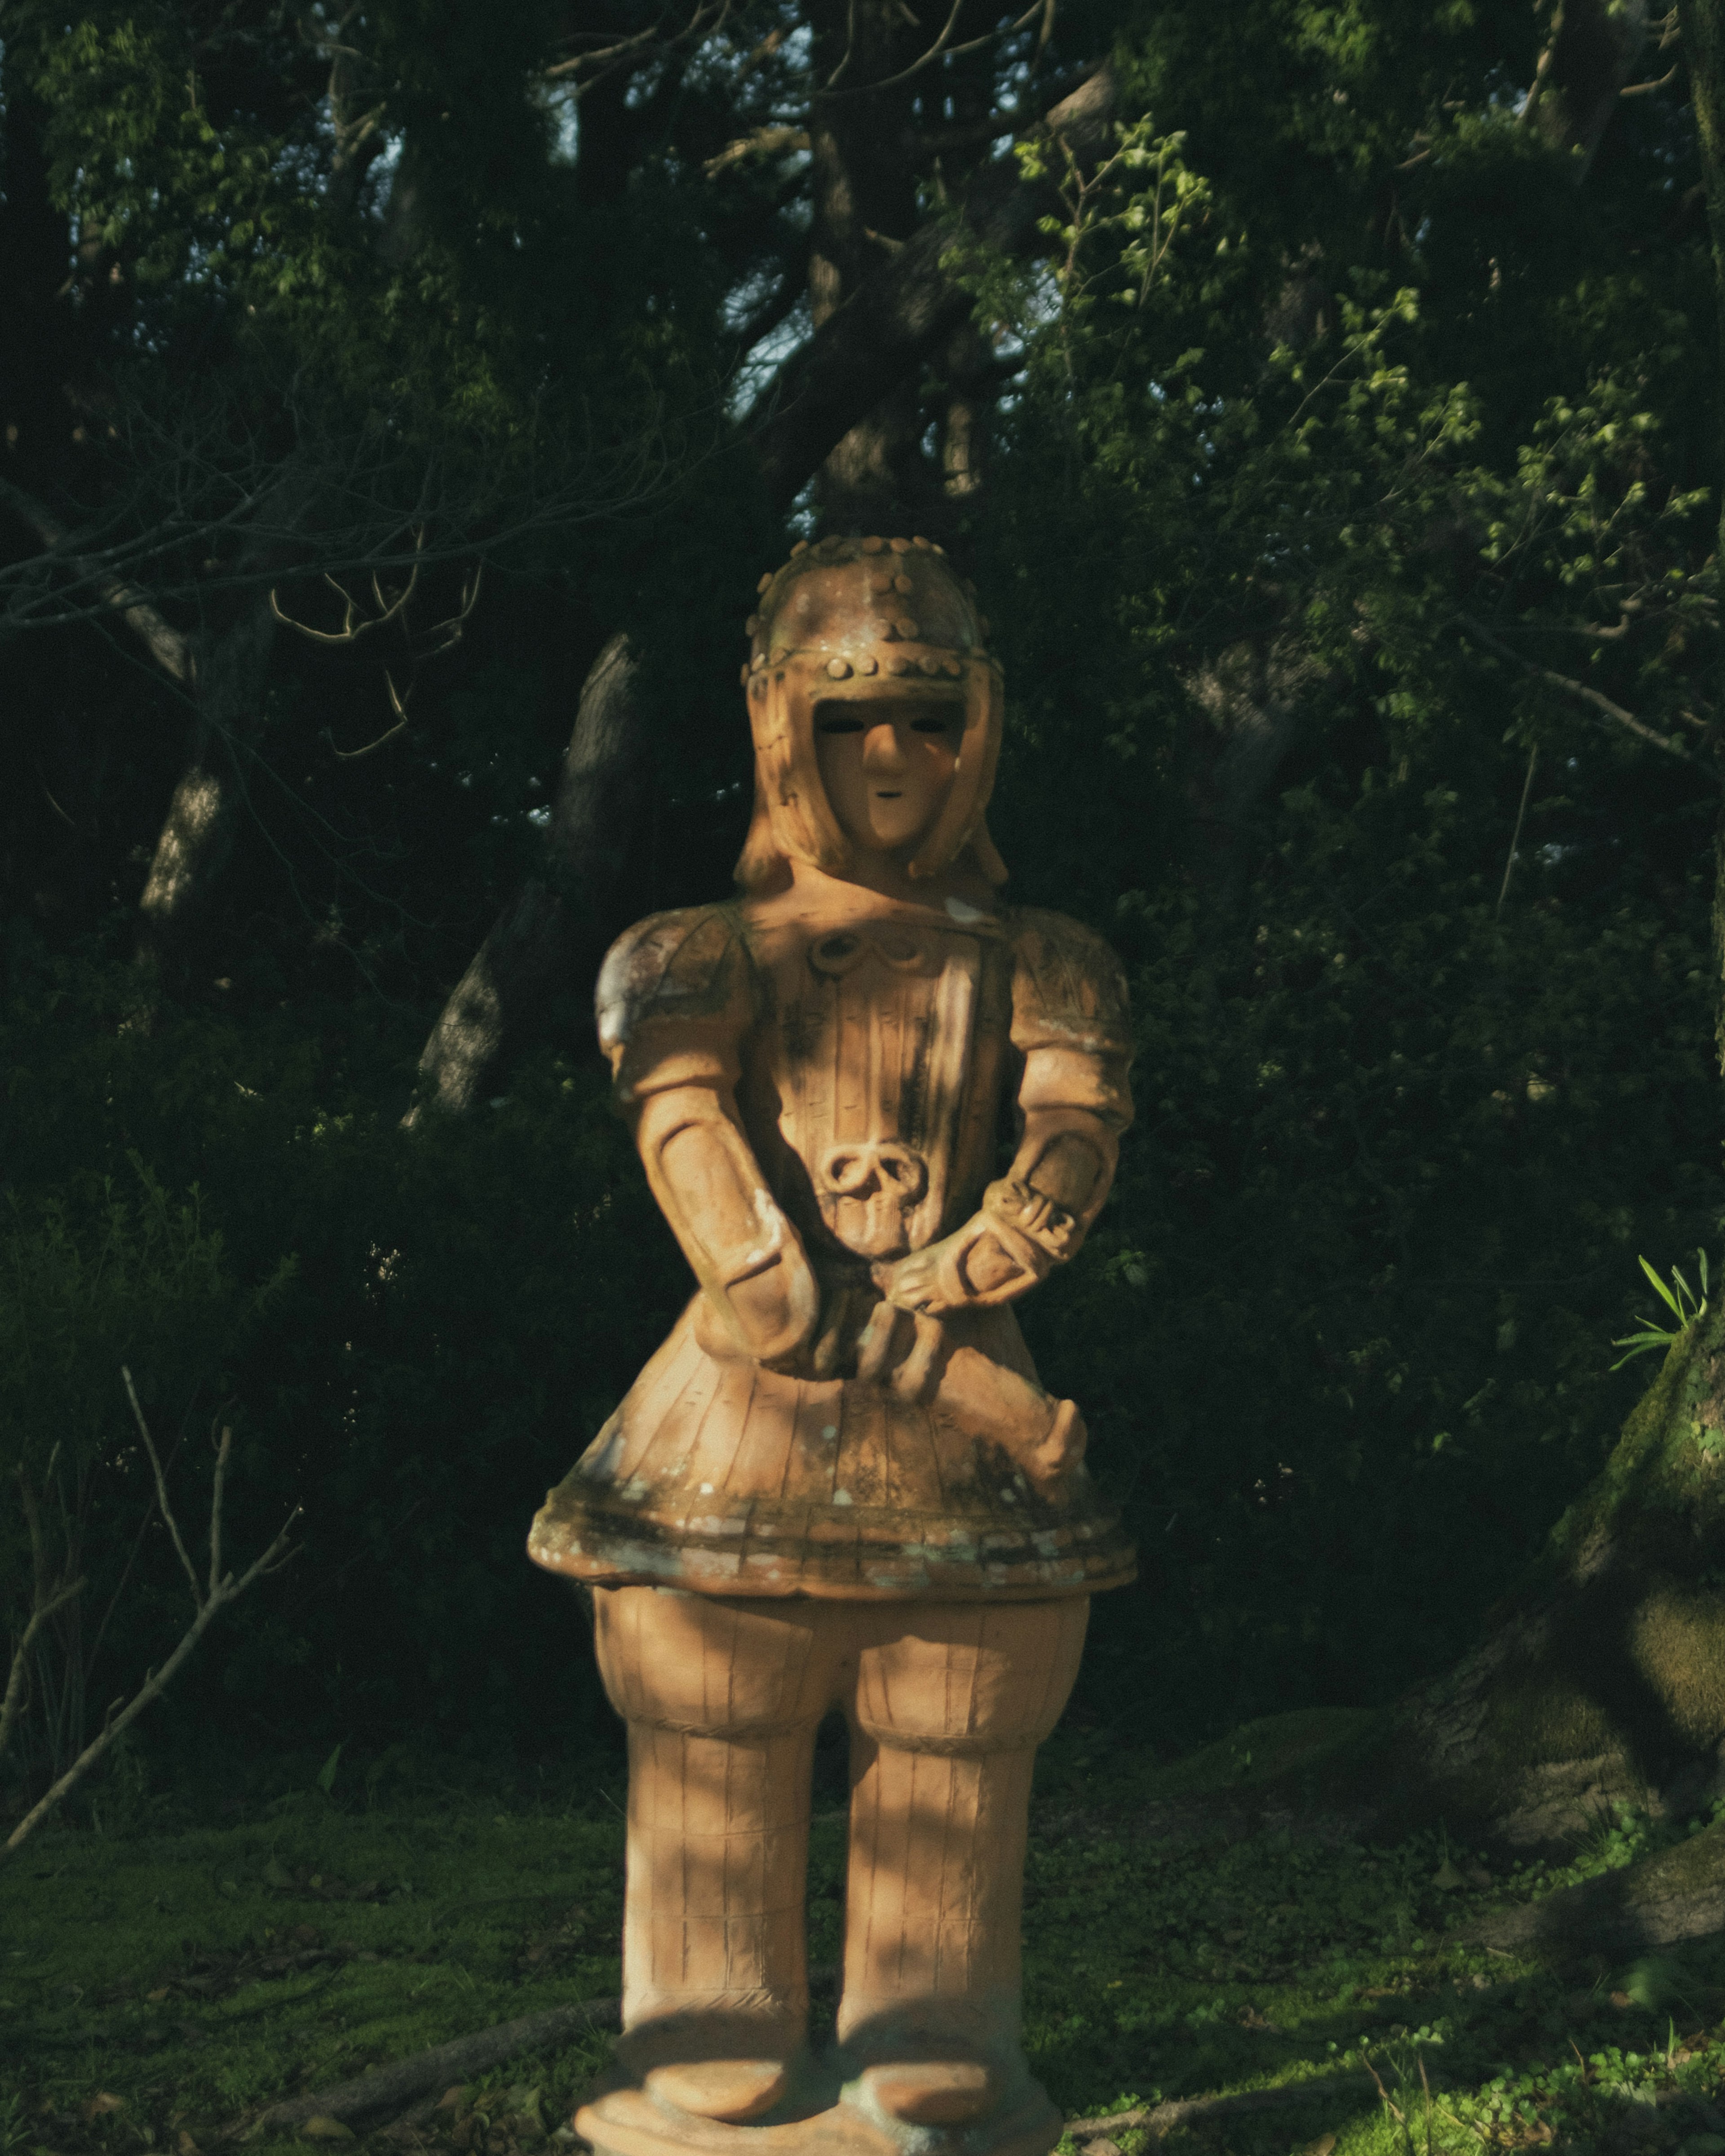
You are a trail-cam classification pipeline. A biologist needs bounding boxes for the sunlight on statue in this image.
[529,533,1137,2156]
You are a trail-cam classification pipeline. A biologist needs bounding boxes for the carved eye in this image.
[911,713,956,734]
[817,712,866,734]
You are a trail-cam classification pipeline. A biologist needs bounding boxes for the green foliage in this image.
[0,956,678,1772]
[964,19,1722,1740]
[0,1164,255,1488]
[1610,1253,1711,1370]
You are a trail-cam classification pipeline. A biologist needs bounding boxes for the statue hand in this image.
[872,1184,1061,1320]
[802,1276,945,1402]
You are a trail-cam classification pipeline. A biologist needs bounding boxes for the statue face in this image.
[814,698,961,857]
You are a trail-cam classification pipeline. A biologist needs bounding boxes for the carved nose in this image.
[862,722,908,772]
[818,1141,928,1202]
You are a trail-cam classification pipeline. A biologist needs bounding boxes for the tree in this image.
[965,0,1723,1861]
[0,0,1119,1027]
[4,0,1724,1788]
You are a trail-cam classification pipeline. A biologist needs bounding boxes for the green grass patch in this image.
[2,1766,1722,2156]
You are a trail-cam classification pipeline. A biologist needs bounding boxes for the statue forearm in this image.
[874,1107,1119,1319]
[633,1084,819,1366]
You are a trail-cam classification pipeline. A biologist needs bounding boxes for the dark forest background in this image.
[1,0,1720,1807]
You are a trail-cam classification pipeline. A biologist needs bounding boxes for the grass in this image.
[1,1742,1722,2156]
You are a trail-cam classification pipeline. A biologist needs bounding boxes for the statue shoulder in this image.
[1005,906,1132,1053]
[595,904,752,1056]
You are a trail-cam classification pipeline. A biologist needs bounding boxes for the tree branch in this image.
[247,1998,623,2136]
[0,1567,86,1772]
[0,475,195,684]
[1065,2075,1380,2147]
[242,2008,1375,2144]
[743,66,1118,508]
[1458,615,1707,770]
[122,1363,202,1607]
[1,1377,300,1857]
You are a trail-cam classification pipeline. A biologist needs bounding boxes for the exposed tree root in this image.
[1063,2072,1378,2145]
[240,1998,620,2139]
[243,2000,1383,2146]
[1471,1819,1725,1955]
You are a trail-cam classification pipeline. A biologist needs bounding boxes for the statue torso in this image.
[737,902,1017,1266]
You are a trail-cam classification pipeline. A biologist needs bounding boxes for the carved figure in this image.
[529,533,1135,2156]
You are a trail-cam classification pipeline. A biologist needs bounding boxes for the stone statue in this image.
[528,533,1136,2156]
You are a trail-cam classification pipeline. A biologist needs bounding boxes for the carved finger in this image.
[891,1311,946,1403]
[812,1287,854,1379]
[854,1299,902,1386]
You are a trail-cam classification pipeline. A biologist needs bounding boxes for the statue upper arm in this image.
[1007,908,1135,1133]
[595,905,753,1104]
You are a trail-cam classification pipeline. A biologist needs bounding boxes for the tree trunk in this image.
[1679,0,1725,1072]
[805,0,937,532]
[1163,1315,1725,1857]
[408,74,1119,1115]
[407,631,646,1119]
[135,598,277,978]
[1526,0,1651,178]
[1368,1311,1725,1844]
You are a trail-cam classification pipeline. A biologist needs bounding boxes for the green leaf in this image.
[316,1743,343,1796]
[1639,1255,1682,1319]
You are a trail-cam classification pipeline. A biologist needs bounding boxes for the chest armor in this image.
[739,914,1017,1263]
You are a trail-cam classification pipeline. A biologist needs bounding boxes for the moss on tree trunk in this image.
[1147,1316,1725,1866]
[1359,1308,1725,1846]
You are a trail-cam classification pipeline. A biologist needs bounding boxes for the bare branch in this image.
[546,0,734,90]
[288,548,481,758]
[272,531,426,645]
[329,674,412,761]
[704,125,810,178]
[0,475,195,684]
[121,1363,201,1608]
[1,1376,300,1857]
[0,1567,86,1771]
[1066,2079,1381,2147]
[1458,615,1709,770]
[0,375,686,642]
[817,0,1045,100]
[1496,744,1540,916]
[1519,6,1565,130]
[415,560,483,659]
[208,1420,230,1599]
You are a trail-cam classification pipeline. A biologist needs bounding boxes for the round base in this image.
[577,2081,1062,2156]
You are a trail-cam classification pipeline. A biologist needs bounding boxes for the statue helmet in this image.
[733,533,1007,893]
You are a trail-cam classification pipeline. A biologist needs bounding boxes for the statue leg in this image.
[591,1584,835,2125]
[837,1598,1089,2136]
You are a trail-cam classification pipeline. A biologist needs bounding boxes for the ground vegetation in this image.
[2,1750,1724,2156]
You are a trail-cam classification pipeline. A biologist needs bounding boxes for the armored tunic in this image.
[527,889,1136,1600]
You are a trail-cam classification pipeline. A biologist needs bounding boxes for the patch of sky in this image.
[363,133,405,220]
[786,473,818,541]
[625,57,671,111]
[728,293,813,421]
[540,84,579,168]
